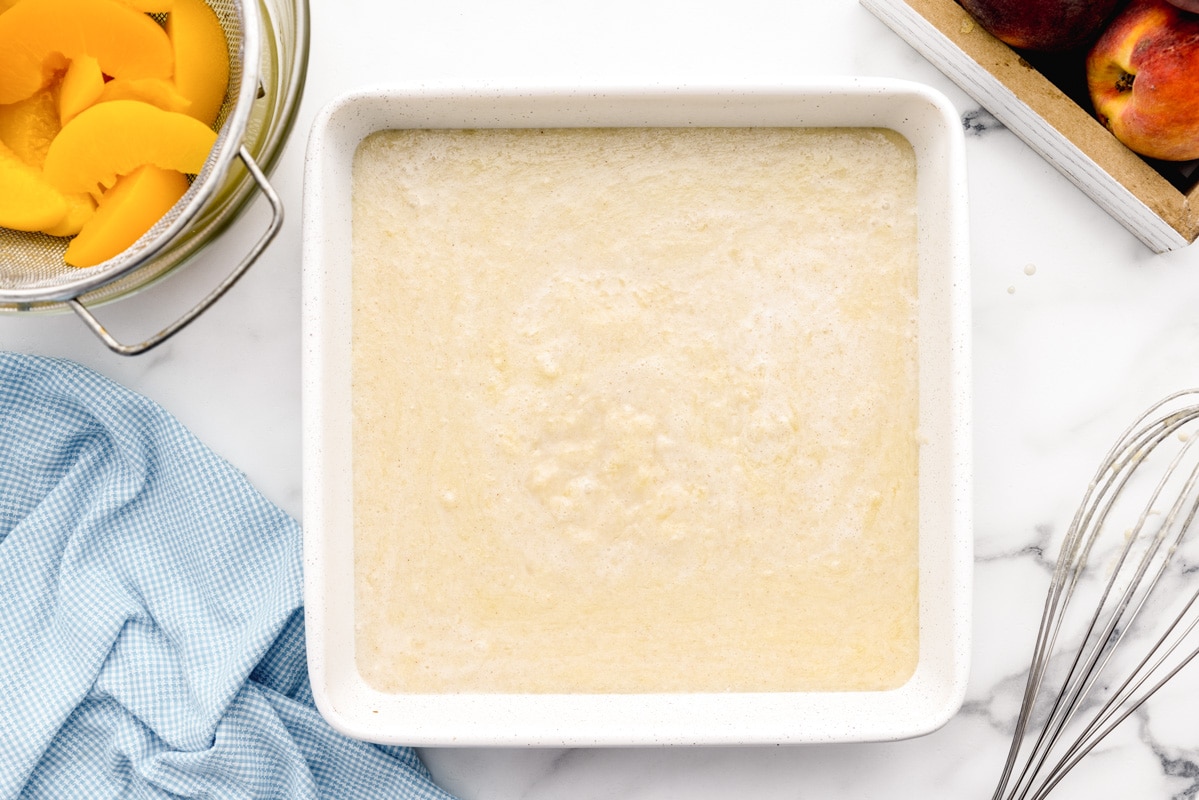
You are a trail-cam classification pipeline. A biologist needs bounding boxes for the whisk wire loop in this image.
[992,391,1199,800]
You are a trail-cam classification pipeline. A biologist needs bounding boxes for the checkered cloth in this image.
[0,353,455,800]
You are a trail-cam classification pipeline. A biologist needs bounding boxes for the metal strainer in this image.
[0,0,284,355]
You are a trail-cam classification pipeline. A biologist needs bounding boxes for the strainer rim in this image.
[0,0,264,305]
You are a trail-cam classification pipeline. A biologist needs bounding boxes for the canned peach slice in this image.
[65,164,188,267]
[167,0,230,126]
[0,0,173,105]
[97,78,192,115]
[43,99,216,194]
[0,139,66,231]
[42,191,96,238]
[58,55,104,126]
[0,86,58,167]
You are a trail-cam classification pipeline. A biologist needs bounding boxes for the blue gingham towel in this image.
[0,353,455,800]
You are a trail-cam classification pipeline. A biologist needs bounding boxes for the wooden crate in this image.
[862,0,1199,252]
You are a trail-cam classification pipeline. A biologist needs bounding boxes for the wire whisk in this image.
[993,389,1199,800]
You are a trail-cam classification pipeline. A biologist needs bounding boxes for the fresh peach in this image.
[0,0,173,105]
[0,138,65,231]
[1087,0,1199,161]
[65,164,188,266]
[958,0,1124,52]
[43,99,216,194]
[58,55,104,125]
[167,0,230,126]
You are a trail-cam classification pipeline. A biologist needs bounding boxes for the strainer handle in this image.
[68,146,284,357]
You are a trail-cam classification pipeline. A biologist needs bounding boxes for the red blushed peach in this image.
[1087,0,1199,161]
[958,0,1124,52]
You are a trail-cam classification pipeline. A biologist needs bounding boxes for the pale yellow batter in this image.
[351,127,920,694]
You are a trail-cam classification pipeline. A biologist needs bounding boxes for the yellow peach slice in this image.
[65,164,188,267]
[42,191,95,236]
[96,77,192,115]
[166,0,229,126]
[118,0,174,11]
[0,0,173,105]
[58,54,104,125]
[0,139,65,231]
[43,99,216,194]
[0,0,24,13]
[0,85,57,166]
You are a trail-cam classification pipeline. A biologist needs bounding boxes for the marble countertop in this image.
[5,0,1199,797]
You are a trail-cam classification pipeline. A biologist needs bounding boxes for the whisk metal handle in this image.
[68,146,284,357]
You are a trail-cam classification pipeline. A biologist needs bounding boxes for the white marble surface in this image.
[5,0,1199,797]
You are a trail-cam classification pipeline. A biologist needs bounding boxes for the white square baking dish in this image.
[301,80,972,746]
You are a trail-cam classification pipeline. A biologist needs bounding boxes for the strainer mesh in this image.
[0,0,247,298]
